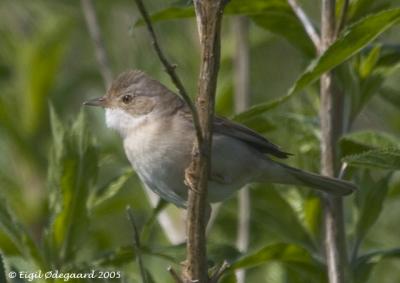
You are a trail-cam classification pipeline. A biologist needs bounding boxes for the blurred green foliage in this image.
[0,0,400,282]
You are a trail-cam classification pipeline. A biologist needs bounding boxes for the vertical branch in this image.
[131,1,229,280]
[81,0,113,88]
[232,16,251,283]
[233,17,250,112]
[320,0,349,283]
[183,1,227,282]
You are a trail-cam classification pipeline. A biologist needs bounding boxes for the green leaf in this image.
[134,6,194,26]
[358,45,381,78]
[353,73,384,118]
[230,243,317,270]
[351,47,400,117]
[348,0,392,22]
[288,8,400,96]
[236,115,276,133]
[0,254,7,283]
[220,272,238,283]
[350,46,400,120]
[0,194,44,269]
[302,196,322,241]
[232,94,293,122]
[91,244,183,268]
[208,244,241,265]
[18,19,72,136]
[88,170,133,209]
[354,247,400,283]
[141,199,169,244]
[340,130,400,157]
[134,0,293,26]
[354,174,391,249]
[285,261,327,283]
[46,109,99,264]
[357,248,400,264]
[380,87,400,109]
[252,187,315,251]
[375,46,400,71]
[92,246,135,267]
[251,11,315,57]
[343,148,400,170]
[145,269,156,283]
[145,243,185,262]
[49,104,65,163]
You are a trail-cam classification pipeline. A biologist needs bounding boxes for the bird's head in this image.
[84,70,177,135]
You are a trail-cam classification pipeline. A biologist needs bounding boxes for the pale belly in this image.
[123,133,192,207]
[123,131,264,207]
[107,108,261,207]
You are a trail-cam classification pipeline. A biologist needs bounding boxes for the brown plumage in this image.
[84,70,357,208]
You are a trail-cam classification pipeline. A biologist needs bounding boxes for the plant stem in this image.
[232,16,251,283]
[183,1,227,282]
[320,1,350,283]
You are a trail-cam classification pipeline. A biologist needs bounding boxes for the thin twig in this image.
[132,0,203,145]
[126,206,149,283]
[287,0,320,50]
[167,266,184,283]
[232,16,250,283]
[336,0,350,36]
[81,0,113,88]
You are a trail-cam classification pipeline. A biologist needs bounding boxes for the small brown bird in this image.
[84,70,356,208]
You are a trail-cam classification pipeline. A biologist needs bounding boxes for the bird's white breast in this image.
[105,108,148,138]
[121,117,189,207]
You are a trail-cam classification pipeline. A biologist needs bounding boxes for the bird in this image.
[84,70,356,208]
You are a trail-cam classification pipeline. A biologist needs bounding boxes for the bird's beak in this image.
[83,96,107,107]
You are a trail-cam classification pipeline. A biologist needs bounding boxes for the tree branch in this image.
[133,1,228,282]
[132,0,203,145]
[319,1,350,283]
[287,0,320,49]
[81,0,113,88]
[183,1,228,282]
[232,16,251,283]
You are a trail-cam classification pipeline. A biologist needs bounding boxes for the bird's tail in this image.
[261,161,357,196]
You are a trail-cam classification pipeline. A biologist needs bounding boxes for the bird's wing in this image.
[177,104,290,159]
[213,116,291,159]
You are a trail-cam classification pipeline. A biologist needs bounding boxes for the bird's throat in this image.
[105,108,148,138]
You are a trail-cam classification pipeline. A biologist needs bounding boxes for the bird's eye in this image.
[122,95,133,104]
